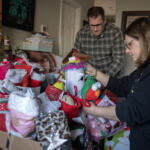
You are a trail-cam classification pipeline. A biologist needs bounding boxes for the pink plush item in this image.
[0,61,11,80]
[9,109,35,137]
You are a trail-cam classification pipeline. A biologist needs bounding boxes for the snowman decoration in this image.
[62,56,86,98]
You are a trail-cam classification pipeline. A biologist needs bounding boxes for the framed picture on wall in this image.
[121,11,150,34]
[106,16,115,24]
[2,0,35,32]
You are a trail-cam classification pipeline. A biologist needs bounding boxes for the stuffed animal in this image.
[81,76,102,104]
[62,56,86,98]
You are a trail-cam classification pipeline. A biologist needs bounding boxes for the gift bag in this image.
[104,128,130,150]
[86,95,126,142]
[45,84,63,101]
[35,110,71,150]
[8,89,39,137]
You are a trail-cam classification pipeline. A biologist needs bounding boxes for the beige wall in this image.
[94,0,116,16]
[116,0,150,75]
[2,0,93,55]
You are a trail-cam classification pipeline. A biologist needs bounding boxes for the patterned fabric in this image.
[35,110,71,150]
[0,97,9,132]
[104,128,130,150]
[74,23,125,76]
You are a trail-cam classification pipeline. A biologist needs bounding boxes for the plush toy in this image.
[81,76,102,104]
[53,72,65,91]
[62,56,86,98]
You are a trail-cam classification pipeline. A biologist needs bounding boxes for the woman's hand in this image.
[86,63,97,76]
[86,63,109,87]
[82,102,97,115]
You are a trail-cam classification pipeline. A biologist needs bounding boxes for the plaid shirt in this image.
[74,23,125,76]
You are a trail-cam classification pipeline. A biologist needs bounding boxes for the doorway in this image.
[59,0,81,58]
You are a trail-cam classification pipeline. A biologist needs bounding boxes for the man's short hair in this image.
[87,6,105,21]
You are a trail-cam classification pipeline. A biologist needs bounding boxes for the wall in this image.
[94,0,116,16]
[116,0,150,75]
[2,0,93,55]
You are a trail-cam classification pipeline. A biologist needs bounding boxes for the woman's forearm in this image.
[83,103,120,121]
[90,105,119,121]
[95,70,109,87]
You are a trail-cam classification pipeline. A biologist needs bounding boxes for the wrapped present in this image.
[8,88,39,137]
[35,110,71,150]
[104,128,130,150]
[22,33,53,52]
[0,95,9,132]
[0,60,11,80]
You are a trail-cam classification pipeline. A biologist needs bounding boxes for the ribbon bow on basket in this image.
[69,86,91,107]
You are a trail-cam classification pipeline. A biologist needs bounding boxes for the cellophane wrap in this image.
[35,110,72,150]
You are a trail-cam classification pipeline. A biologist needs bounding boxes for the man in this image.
[74,6,125,149]
[74,6,125,77]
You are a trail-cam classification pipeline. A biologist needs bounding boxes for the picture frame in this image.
[121,11,150,34]
[2,0,35,32]
[106,16,116,24]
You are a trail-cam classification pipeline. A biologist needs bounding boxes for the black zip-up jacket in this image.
[107,58,150,150]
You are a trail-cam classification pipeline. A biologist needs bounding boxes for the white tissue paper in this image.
[8,88,39,117]
[5,69,27,84]
[38,92,61,114]
[0,79,18,94]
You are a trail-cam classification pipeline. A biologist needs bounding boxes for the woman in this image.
[83,17,150,150]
